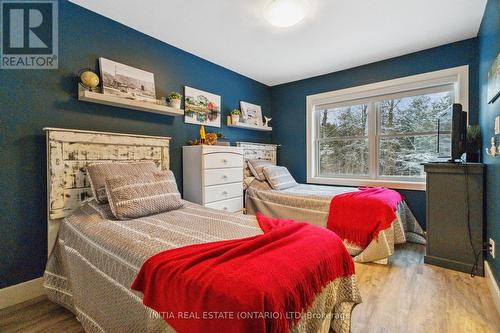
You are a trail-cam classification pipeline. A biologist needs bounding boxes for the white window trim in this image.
[306,65,469,191]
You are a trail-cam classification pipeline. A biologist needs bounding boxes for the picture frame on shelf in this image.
[184,86,221,128]
[487,51,500,104]
[99,58,156,103]
[240,101,263,126]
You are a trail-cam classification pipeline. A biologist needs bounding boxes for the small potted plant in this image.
[216,132,230,146]
[230,109,241,124]
[466,125,481,162]
[168,92,182,109]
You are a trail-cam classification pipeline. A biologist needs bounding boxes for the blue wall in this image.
[270,38,480,228]
[0,0,489,290]
[0,0,272,288]
[478,0,500,285]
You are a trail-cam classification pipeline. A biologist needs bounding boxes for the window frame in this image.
[306,65,469,191]
[317,103,371,178]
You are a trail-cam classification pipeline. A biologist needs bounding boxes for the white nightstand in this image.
[182,145,244,213]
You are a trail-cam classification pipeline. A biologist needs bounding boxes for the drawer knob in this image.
[223,207,228,211]
[222,191,228,195]
[222,175,228,179]
[222,159,228,163]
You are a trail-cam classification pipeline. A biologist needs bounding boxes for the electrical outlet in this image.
[490,238,496,259]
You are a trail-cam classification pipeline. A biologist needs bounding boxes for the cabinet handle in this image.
[223,207,228,211]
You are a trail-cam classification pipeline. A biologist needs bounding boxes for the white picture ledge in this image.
[78,85,184,117]
[228,122,272,132]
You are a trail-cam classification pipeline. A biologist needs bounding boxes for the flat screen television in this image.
[437,103,467,162]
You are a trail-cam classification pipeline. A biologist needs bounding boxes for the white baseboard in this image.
[485,261,500,317]
[0,277,45,310]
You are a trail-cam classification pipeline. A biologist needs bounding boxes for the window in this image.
[318,104,369,176]
[307,66,468,190]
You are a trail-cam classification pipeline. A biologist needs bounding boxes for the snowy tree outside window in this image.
[317,90,453,179]
[318,104,369,176]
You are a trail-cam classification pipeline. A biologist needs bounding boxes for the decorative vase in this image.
[466,148,480,163]
[231,115,240,124]
[169,99,181,109]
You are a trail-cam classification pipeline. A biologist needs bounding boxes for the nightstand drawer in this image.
[204,182,243,203]
[204,168,243,186]
[203,152,243,169]
[205,196,243,213]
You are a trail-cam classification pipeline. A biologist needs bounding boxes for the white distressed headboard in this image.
[236,142,278,179]
[44,127,171,254]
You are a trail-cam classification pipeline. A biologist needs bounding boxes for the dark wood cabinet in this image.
[423,163,485,275]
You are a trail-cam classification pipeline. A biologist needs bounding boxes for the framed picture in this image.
[487,51,500,104]
[184,86,221,127]
[240,101,263,126]
[99,58,156,103]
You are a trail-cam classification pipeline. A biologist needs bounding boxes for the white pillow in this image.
[247,159,274,181]
[262,166,298,190]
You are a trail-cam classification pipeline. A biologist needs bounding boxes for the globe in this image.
[80,71,100,91]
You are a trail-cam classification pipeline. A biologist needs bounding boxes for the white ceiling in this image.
[70,0,487,86]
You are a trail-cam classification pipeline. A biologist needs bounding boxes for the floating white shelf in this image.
[227,122,272,132]
[78,85,184,117]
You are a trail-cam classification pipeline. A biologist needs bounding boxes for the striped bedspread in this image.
[44,200,361,333]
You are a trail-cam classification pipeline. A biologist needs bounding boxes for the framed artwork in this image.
[487,51,500,104]
[184,86,221,127]
[99,58,156,103]
[240,101,263,126]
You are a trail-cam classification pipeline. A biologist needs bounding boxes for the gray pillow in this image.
[87,161,159,203]
[247,159,274,181]
[105,170,184,220]
[263,166,298,190]
[247,178,273,191]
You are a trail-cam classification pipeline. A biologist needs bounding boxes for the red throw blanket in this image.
[327,187,403,248]
[131,213,354,333]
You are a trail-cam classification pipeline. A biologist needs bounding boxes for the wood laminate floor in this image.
[1,244,499,333]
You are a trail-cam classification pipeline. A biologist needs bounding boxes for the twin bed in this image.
[239,142,425,264]
[43,129,424,333]
[245,181,425,263]
[45,200,361,333]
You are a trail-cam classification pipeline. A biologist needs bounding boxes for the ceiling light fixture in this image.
[264,0,307,28]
